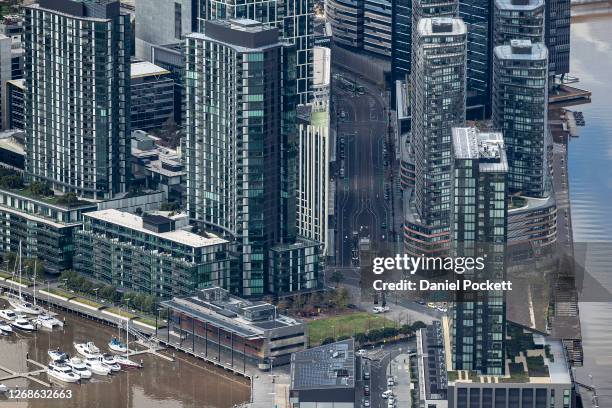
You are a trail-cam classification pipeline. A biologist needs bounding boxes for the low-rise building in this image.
[289,339,356,407]
[0,186,97,274]
[161,287,307,367]
[416,323,449,408]
[75,209,229,298]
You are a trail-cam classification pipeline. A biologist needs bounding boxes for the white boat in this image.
[84,356,111,376]
[7,245,43,315]
[67,357,92,379]
[0,309,18,321]
[0,322,12,334]
[74,341,101,358]
[108,337,127,353]
[47,362,80,383]
[36,314,63,330]
[0,383,7,393]
[114,355,142,369]
[100,354,121,372]
[48,349,69,362]
[11,316,36,332]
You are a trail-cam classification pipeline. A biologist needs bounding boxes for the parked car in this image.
[381,390,393,399]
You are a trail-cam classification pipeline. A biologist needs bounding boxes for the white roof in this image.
[131,61,170,79]
[85,209,228,248]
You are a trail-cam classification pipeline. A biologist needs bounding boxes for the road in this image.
[332,68,393,268]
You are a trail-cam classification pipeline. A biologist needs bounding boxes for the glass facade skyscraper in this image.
[492,40,549,197]
[450,127,508,375]
[404,17,466,256]
[24,0,131,200]
[198,0,313,103]
[493,0,545,47]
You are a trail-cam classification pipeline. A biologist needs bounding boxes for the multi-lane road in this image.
[333,69,393,269]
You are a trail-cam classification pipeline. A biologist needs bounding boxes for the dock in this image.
[0,359,51,387]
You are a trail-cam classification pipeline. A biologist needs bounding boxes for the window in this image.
[174,3,182,39]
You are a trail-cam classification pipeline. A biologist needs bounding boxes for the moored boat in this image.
[11,316,36,332]
[67,357,92,379]
[74,341,101,358]
[84,356,111,376]
[47,362,80,383]
[48,349,69,362]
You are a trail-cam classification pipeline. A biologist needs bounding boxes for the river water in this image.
[0,302,250,408]
[568,12,612,405]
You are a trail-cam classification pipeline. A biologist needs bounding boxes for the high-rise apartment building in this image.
[493,0,545,46]
[458,0,493,119]
[404,17,466,256]
[198,0,314,103]
[450,127,508,375]
[391,0,411,80]
[326,0,364,49]
[363,0,393,57]
[24,0,131,200]
[184,19,321,296]
[545,0,570,83]
[492,40,549,197]
[135,0,197,61]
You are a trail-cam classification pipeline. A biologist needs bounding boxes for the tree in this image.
[411,321,427,331]
[24,258,44,277]
[330,288,349,310]
[329,270,344,287]
[28,181,53,197]
[321,337,336,345]
[56,193,80,206]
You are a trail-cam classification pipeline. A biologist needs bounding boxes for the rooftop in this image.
[131,61,170,79]
[84,209,227,248]
[161,287,303,339]
[495,0,544,10]
[417,323,448,403]
[0,130,25,155]
[418,17,466,36]
[290,339,355,390]
[189,19,281,52]
[494,41,548,61]
[452,127,508,173]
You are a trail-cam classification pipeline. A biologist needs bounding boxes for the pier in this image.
[0,359,51,387]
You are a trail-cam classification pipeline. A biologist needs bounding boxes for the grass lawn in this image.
[44,287,76,299]
[308,312,395,345]
[105,307,136,319]
[134,316,158,327]
[72,297,103,309]
[0,271,11,279]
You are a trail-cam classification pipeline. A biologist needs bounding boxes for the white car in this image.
[387,377,395,387]
[356,349,368,357]
[381,390,393,399]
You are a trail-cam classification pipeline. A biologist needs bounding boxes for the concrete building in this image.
[24,0,131,200]
[493,40,549,198]
[0,186,97,274]
[162,287,307,367]
[198,0,314,103]
[404,17,466,256]
[134,0,196,61]
[184,19,321,296]
[289,339,356,407]
[130,61,175,132]
[2,79,24,131]
[493,0,545,47]
[75,209,230,298]
[450,127,508,375]
[131,130,185,203]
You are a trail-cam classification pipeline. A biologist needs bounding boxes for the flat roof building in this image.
[290,339,357,407]
[161,287,307,367]
[417,323,449,408]
[130,61,175,132]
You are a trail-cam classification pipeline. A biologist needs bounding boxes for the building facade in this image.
[326,0,364,49]
[24,0,131,200]
[391,0,411,80]
[545,0,570,84]
[198,0,314,103]
[0,187,97,274]
[450,127,508,375]
[404,17,466,256]
[493,0,545,47]
[3,79,24,131]
[492,40,549,197]
[130,61,175,132]
[363,0,393,57]
[75,209,230,298]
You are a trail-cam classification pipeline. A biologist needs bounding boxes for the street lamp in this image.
[93,287,99,302]
[61,278,68,289]
[155,307,163,338]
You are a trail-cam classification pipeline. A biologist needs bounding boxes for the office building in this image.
[391,0,411,80]
[151,43,186,126]
[363,0,393,57]
[326,0,364,49]
[24,0,131,200]
[545,0,570,85]
[3,79,24,131]
[411,0,458,55]
[185,19,321,296]
[130,61,175,132]
[493,0,545,46]
[135,0,197,61]
[0,15,25,80]
[450,127,508,375]
[404,18,466,256]
[75,209,230,298]
[0,185,97,274]
[492,40,549,197]
[198,0,314,103]
[289,339,357,407]
[161,287,307,366]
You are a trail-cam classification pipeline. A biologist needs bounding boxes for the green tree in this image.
[321,337,336,345]
[329,270,344,287]
[411,321,426,331]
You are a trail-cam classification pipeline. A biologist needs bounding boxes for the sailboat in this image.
[7,243,43,315]
[113,321,142,369]
[108,321,127,353]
